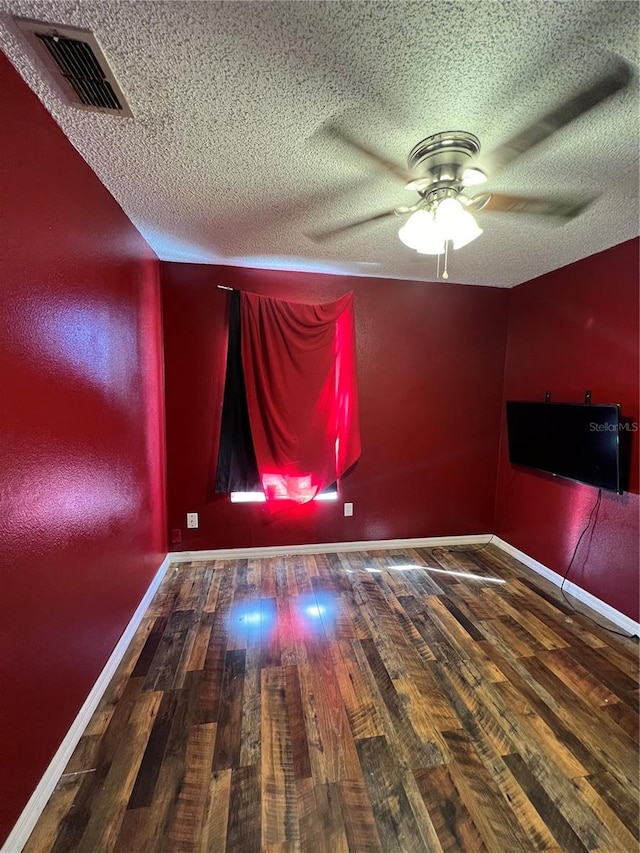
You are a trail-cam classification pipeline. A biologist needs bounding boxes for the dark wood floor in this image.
[25,545,639,852]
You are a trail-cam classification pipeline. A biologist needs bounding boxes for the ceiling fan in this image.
[309,58,633,280]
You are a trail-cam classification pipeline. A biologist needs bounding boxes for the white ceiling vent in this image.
[14,17,133,117]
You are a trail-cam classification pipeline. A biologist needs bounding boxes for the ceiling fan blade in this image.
[322,124,413,184]
[470,192,596,219]
[306,208,399,242]
[486,58,633,172]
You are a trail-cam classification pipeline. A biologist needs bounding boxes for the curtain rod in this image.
[217,284,234,291]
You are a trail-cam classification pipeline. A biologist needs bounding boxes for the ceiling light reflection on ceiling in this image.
[231,256,358,276]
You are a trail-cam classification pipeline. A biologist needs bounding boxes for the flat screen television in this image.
[506,401,625,493]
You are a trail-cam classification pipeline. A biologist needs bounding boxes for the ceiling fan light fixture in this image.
[434,196,465,226]
[415,237,446,256]
[461,166,488,186]
[399,199,483,255]
[451,217,483,249]
[435,198,483,249]
[398,209,444,254]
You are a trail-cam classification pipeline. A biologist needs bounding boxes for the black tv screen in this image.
[506,401,623,493]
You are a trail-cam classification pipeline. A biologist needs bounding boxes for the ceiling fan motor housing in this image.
[406,131,481,196]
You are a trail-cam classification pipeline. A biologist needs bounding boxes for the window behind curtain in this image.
[215,289,360,503]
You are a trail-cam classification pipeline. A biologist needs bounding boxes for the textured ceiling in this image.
[0,0,638,287]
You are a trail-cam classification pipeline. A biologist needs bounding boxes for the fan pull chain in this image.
[442,240,449,280]
[436,250,440,279]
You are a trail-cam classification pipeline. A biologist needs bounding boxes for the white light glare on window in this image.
[230,491,338,503]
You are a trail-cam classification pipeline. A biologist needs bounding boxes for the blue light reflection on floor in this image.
[294,592,337,639]
[228,599,278,645]
[227,593,338,645]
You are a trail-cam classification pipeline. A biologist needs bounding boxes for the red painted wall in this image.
[162,263,509,551]
[494,239,639,621]
[0,54,167,843]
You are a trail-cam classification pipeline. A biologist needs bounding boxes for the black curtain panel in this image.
[214,291,260,493]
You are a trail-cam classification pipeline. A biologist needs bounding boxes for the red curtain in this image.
[240,291,360,502]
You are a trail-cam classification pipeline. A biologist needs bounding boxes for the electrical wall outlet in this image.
[186,512,199,529]
[344,502,353,517]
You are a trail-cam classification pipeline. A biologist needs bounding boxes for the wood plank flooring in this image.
[24,545,639,852]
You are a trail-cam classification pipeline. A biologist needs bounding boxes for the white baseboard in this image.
[169,534,493,563]
[492,536,640,637]
[2,555,171,853]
